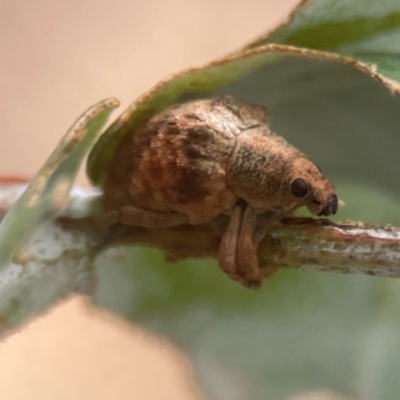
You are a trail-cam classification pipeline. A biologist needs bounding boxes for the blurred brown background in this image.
[0,1,298,398]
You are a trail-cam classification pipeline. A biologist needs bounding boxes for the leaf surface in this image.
[91,1,400,399]
[0,99,118,330]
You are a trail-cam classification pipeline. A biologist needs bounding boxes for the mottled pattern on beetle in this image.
[227,131,303,210]
[230,144,279,199]
[105,98,265,224]
[101,96,338,289]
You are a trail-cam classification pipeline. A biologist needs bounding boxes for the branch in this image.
[0,183,99,335]
[1,182,400,334]
[105,214,400,279]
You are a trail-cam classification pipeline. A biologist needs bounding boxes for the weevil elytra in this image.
[102,96,338,288]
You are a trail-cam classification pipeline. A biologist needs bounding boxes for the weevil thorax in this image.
[227,126,338,217]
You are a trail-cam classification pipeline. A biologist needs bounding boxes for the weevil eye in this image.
[290,178,308,198]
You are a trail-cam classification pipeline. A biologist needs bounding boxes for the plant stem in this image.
[1,183,400,335]
[106,216,400,279]
[0,183,98,335]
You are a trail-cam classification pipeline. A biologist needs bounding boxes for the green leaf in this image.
[0,98,119,265]
[95,246,400,400]
[0,99,118,331]
[247,0,400,83]
[87,1,400,186]
[89,1,400,399]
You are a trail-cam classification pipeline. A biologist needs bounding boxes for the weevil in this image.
[102,96,338,288]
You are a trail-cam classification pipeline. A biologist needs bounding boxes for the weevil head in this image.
[282,158,338,217]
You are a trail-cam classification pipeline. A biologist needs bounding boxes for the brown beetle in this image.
[103,96,338,288]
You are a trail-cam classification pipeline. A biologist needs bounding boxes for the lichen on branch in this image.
[1,183,400,334]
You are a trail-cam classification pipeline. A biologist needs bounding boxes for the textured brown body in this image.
[105,98,238,224]
[104,97,325,221]
[103,96,338,288]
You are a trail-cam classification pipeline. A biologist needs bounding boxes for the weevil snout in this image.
[318,193,338,216]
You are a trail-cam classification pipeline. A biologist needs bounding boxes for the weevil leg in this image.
[119,205,189,228]
[58,206,189,231]
[236,205,262,288]
[57,210,120,231]
[221,205,279,289]
[253,211,279,282]
[219,204,249,287]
